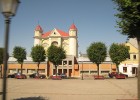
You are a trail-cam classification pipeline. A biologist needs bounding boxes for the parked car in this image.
[15,73,27,79]
[51,74,62,80]
[29,73,46,79]
[60,73,67,79]
[51,75,62,80]
[108,72,128,79]
[115,73,127,79]
[50,73,67,79]
[7,73,17,78]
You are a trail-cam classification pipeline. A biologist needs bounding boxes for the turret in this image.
[34,25,43,46]
[69,24,78,57]
[69,23,77,36]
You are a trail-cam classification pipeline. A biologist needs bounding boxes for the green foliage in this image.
[47,45,66,66]
[109,43,129,72]
[86,42,107,65]
[0,48,4,65]
[13,46,26,64]
[113,0,140,38]
[31,45,46,63]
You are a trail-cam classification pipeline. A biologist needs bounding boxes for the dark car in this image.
[60,73,67,79]
[7,73,17,78]
[108,72,128,79]
[15,73,27,79]
[29,73,46,79]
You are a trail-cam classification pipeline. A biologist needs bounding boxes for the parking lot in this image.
[0,78,138,100]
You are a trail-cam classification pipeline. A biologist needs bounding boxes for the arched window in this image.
[51,41,58,46]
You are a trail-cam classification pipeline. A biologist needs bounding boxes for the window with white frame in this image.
[123,67,127,73]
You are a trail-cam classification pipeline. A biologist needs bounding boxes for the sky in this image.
[0,0,128,56]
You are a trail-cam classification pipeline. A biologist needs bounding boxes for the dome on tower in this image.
[35,25,43,32]
[69,23,77,30]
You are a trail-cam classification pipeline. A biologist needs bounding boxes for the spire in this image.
[69,23,77,30]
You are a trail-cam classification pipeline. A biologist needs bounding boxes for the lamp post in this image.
[0,0,20,100]
[79,52,83,80]
[81,59,83,80]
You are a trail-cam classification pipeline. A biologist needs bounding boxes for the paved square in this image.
[0,78,138,100]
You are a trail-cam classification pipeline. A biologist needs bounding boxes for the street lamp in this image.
[0,0,20,100]
[79,52,83,80]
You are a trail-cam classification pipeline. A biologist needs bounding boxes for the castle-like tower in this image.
[34,25,43,46]
[69,24,78,57]
[34,24,78,57]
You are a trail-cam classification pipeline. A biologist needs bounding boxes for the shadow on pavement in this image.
[13,96,49,100]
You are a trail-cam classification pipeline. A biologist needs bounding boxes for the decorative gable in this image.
[49,29,61,37]
[42,28,69,38]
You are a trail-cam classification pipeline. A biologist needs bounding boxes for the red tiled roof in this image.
[56,29,69,37]
[35,25,43,32]
[69,24,77,30]
[42,31,52,38]
[41,29,69,38]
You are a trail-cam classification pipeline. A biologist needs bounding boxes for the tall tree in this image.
[0,48,4,78]
[112,0,140,38]
[87,42,107,76]
[13,46,26,74]
[109,43,129,73]
[31,45,46,73]
[47,45,66,76]
[112,0,140,99]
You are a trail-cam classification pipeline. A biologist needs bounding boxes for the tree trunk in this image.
[97,64,99,76]
[137,38,140,100]
[117,65,119,73]
[21,63,23,74]
[55,65,57,76]
[37,62,40,74]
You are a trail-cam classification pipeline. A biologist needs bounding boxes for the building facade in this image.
[6,55,116,78]
[33,24,79,77]
[2,23,118,78]
[34,24,78,57]
[119,38,138,77]
[6,24,140,78]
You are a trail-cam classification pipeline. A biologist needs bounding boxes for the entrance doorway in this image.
[69,69,72,77]
[132,67,138,77]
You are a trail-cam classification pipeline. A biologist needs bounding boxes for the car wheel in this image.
[40,76,43,79]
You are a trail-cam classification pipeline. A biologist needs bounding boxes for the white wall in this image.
[119,64,138,77]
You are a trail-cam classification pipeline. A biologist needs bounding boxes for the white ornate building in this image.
[34,24,78,57]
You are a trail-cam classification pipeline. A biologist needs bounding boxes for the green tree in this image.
[47,45,66,76]
[112,0,140,38]
[109,43,129,73]
[13,46,26,74]
[0,48,4,78]
[87,42,107,76]
[112,1,140,99]
[31,45,46,73]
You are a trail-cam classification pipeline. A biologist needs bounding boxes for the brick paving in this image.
[0,78,138,100]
